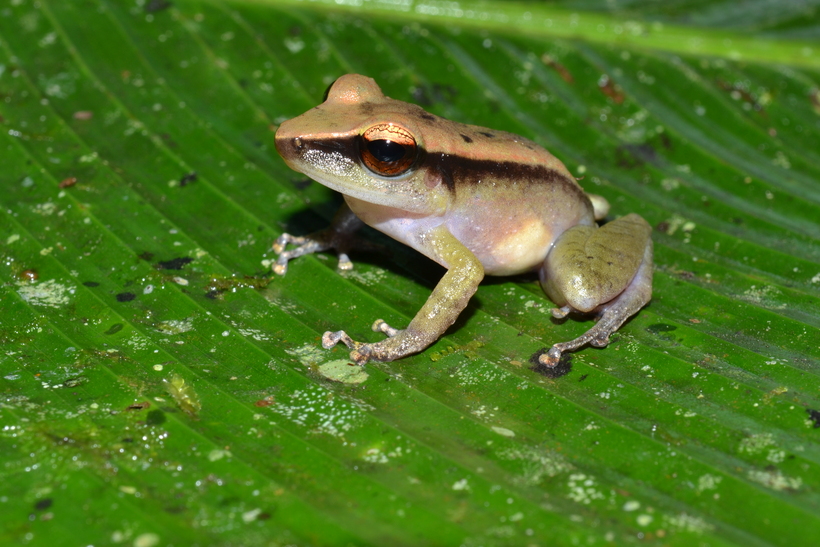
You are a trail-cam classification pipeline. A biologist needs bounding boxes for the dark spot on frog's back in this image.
[420,113,436,121]
[357,102,376,115]
[479,131,496,138]
[460,134,473,143]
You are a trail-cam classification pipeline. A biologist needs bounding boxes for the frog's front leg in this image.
[272,203,364,275]
[539,213,653,367]
[323,225,484,364]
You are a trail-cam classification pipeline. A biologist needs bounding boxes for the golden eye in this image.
[360,124,418,176]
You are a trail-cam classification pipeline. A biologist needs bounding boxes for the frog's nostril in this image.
[293,137,304,150]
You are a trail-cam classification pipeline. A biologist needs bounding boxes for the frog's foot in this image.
[322,320,406,365]
[322,330,370,365]
[539,242,653,368]
[538,316,616,367]
[273,232,345,275]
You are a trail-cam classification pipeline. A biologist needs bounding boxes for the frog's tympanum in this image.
[274,74,653,368]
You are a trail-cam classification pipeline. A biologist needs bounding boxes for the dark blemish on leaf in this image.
[82,281,100,288]
[647,324,677,334]
[144,0,172,13]
[145,409,167,426]
[104,323,124,335]
[542,55,574,83]
[807,408,820,428]
[616,144,659,169]
[412,83,458,107]
[138,251,155,261]
[126,402,151,411]
[179,171,198,187]
[293,176,312,191]
[529,349,572,378]
[19,269,38,282]
[578,374,588,382]
[598,75,625,103]
[63,376,88,388]
[116,292,136,302]
[460,134,473,143]
[34,499,53,511]
[655,221,669,233]
[160,133,178,148]
[156,257,194,270]
[628,143,659,165]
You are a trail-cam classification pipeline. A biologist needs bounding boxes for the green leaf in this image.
[1,0,819,545]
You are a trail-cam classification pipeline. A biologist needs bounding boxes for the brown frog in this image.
[273,74,653,367]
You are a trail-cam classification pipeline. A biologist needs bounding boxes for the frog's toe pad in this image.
[272,260,289,276]
[551,306,571,320]
[537,346,564,368]
[337,253,354,271]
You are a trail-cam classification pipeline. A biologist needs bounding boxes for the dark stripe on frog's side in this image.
[299,136,582,196]
[425,152,583,198]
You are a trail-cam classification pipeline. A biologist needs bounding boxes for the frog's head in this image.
[275,74,450,215]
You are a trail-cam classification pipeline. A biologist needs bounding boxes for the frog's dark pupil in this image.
[368,140,405,163]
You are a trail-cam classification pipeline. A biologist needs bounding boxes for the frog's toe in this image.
[538,346,564,368]
[271,233,291,254]
[349,346,372,365]
[337,252,354,271]
[551,305,571,319]
[372,319,400,338]
[322,330,360,351]
[272,258,289,276]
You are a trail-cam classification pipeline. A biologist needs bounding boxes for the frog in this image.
[273,74,653,368]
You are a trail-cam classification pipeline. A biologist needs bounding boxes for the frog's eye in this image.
[360,124,418,176]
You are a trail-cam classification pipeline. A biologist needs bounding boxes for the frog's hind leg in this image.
[538,214,653,367]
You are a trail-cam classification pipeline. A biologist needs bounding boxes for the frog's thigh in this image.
[541,214,652,312]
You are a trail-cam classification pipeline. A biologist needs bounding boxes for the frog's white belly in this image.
[453,217,553,276]
[346,196,555,276]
